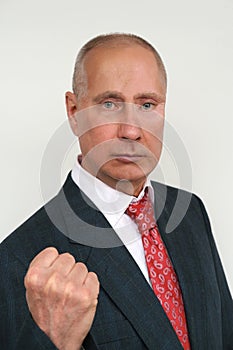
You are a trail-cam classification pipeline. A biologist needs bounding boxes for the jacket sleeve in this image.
[196,196,233,350]
[0,240,99,350]
[0,243,60,350]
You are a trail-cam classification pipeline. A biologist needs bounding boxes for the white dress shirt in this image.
[71,159,154,285]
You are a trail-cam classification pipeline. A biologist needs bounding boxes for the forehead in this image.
[83,44,166,95]
[84,44,158,74]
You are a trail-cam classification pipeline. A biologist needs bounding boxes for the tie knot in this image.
[126,189,156,233]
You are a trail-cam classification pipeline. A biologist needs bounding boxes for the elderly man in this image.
[0,33,232,350]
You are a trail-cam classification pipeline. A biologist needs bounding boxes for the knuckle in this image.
[87,271,99,283]
[45,272,65,298]
[39,247,59,262]
[50,270,63,286]
[86,272,100,293]
[79,287,99,309]
[76,262,88,274]
[24,266,43,290]
[76,261,87,271]
[59,252,75,264]
[44,246,58,255]
[64,280,77,296]
[79,289,93,308]
[64,285,92,308]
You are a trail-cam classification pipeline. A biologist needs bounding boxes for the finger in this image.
[84,272,100,296]
[69,262,89,285]
[29,247,59,268]
[50,253,76,276]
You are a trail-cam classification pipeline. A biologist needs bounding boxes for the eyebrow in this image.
[134,92,166,103]
[92,91,124,104]
[92,91,166,104]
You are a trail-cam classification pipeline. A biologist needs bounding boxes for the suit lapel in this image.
[153,182,209,349]
[85,244,183,350]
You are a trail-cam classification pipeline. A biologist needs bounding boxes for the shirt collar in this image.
[71,157,154,227]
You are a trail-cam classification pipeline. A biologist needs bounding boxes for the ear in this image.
[65,91,79,136]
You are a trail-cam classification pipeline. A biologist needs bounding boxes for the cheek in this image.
[79,126,116,154]
[146,135,163,158]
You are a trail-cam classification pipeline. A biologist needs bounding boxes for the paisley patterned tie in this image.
[126,189,191,350]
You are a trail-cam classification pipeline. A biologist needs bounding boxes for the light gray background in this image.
[0,0,232,292]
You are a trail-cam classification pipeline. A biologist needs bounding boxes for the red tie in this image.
[126,189,191,350]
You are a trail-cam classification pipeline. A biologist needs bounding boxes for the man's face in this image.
[66,44,166,196]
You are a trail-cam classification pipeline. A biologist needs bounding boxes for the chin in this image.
[97,160,155,185]
[103,168,148,184]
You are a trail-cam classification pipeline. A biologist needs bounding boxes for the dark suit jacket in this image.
[0,173,233,350]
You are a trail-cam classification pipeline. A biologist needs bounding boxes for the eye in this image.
[141,102,154,111]
[103,101,116,110]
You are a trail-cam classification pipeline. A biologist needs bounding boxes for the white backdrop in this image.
[0,0,232,292]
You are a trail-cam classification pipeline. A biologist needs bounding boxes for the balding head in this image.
[72,33,167,100]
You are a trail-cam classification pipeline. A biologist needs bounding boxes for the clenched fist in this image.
[24,247,99,350]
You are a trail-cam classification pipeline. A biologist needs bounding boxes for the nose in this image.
[117,104,142,141]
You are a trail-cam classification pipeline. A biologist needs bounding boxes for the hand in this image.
[24,247,99,350]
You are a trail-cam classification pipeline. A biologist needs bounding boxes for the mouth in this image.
[111,154,145,163]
